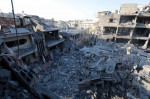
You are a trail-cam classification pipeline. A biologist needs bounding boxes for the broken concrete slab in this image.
[42,60,52,71]
[0,69,11,83]
[8,80,19,89]
[138,50,150,58]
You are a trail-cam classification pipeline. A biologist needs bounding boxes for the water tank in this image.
[111,9,118,14]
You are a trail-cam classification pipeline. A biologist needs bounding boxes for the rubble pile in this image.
[1,38,150,98]
[1,3,150,99]
[0,64,35,98]
[29,40,150,99]
[0,55,61,99]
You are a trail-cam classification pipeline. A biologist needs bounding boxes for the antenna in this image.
[11,0,20,57]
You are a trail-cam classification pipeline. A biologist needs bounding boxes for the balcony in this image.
[15,44,37,58]
[0,28,33,38]
[46,38,64,48]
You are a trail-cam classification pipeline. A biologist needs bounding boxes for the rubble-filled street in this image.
[1,1,150,99]
[27,40,150,99]
[1,37,150,99]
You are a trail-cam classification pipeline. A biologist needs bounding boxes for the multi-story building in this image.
[25,15,65,58]
[97,3,150,49]
[65,19,95,30]
[80,19,94,29]
[0,14,64,64]
[0,16,37,63]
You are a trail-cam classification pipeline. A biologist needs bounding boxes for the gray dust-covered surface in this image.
[30,40,150,99]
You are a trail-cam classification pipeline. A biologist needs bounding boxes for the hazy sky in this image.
[0,0,149,21]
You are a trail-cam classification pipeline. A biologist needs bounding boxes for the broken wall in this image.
[120,4,138,14]
[119,15,136,26]
[136,16,150,27]
[2,34,37,59]
[133,28,150,37]
[117,28,134,36]
[98,14,119,27]
[0,17,21,26]
[103,27,117,35]
[3,35,34,51]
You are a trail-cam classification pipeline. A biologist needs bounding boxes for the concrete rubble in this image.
[1,3,150,99]
[0,55,61,99]
[24,39,150,99]
[1,29,150,98]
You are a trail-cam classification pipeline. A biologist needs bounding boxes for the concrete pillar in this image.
[130,29,134,38]
[141,39,149,49]
[114,15,121,42]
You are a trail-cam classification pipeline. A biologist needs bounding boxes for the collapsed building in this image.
[0,15,65,64]
[1,3,150,99]
[60,28,92,50]
[0,14,67,98]
[0,13,91,99]
[97,3,150,49]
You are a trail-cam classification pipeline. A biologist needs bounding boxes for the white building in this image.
[80,20,94,29]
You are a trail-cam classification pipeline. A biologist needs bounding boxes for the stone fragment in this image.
[43,76,51,83]
[8,81,19,89]
[140,93,149,99]
[0,69,11,83]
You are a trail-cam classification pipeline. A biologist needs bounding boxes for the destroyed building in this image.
[0,14,68,98]
[0,15,66,64]
[97,3,150,49]
[1,3,150,99]
[0,12,91,98]
[0,16,38,64]
[27,16,65,59]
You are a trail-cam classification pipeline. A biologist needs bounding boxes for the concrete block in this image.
[8,81,19,89]
[0,69,11,83]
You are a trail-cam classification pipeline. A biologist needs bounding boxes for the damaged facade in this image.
[0,13,91,99]
[1,3,150,99]
[97,3,150,49]
[0,15,65,64]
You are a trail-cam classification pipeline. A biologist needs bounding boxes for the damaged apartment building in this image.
[0,14,64,64]
[97,3,150,49]
[2,3,150,99]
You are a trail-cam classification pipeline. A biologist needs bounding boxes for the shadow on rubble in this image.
[74,40,150,99]
[0,55,61,99]
[75,63,141,99]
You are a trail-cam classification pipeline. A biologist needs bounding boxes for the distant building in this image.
[97,3,150,49]
[80,20,94,29]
